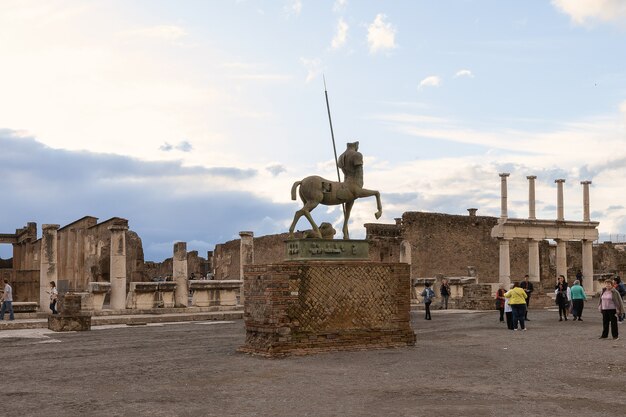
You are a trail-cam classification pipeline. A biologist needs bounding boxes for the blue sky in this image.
[1,0,626,261]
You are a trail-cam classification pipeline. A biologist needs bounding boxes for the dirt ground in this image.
[2,308,626,417]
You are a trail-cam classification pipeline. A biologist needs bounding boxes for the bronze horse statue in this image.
[288,141,382,239]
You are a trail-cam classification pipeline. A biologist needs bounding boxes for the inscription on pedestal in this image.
[285,239,369,261]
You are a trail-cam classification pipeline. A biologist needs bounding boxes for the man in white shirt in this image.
[0,279,15,320]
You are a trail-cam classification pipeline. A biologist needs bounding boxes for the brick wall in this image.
[239,261,416,357]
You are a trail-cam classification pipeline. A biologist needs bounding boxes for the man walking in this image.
[520,275,534,320]
[0,278,15,321]
[439,279,450,310]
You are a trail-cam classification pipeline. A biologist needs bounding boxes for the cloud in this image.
[122,25,188,42]
[331,18,349,49]
[333,0,348,12]
[300,57,323,83]
[454,69,474,78]
[160,141,193,152]
[418,75,442,89]
[552,0,626,25]
[266,164,287,176]
[285,0,302,16]
[0,130,275,261]
[367,13,397,53]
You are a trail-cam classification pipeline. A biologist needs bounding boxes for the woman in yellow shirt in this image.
[504,282,528,331]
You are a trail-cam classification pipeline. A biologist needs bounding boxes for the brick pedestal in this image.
[239,261,415,357]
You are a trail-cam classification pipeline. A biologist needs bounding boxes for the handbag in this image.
[495,298,502,310]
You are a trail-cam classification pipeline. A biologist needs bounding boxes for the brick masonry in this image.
[239,261,416,357]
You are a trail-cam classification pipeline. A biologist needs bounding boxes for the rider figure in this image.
[337,141,363,187]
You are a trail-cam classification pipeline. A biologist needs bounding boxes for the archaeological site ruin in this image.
[1,173,625,339]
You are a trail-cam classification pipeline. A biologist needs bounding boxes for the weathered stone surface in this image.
[239,261,415,357]
[48,315,91,332]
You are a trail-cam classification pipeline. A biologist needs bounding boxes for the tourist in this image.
[570,280,586,321]
[0,278,15,321]
[504,282,527,331]
[612,276,626,322]
[47,281,58,314]
[576,269,583,286]
[504,285,514,330]
[421,282,435,320]
[555,275,570,321]
[495,284,506,323]
[520,274,534,320]
[439,279,450,310]
[598,279,624,340]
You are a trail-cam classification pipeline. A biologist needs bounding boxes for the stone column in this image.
[527,175,537,220]
[555,239,567,282]
[555,179,565,221]
[399,240,412,264]
[109,224,128,310]
[582,240,594,295]
[173,242,188,307]
[499,173,510,220]
[239,231,254,305]
[39,224,60,312]
[581,180,592,222]
[498,238,511,289]
[528,239,540,283]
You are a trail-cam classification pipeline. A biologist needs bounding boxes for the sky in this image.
[1,0,626,261]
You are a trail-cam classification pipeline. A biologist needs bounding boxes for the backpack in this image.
[424,287,435,302]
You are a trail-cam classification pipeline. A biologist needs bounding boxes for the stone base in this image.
[48,315,92,332]
[285,239,370,261]
[239,261,415,357]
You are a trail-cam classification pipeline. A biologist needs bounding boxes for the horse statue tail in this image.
[291,180,302,201]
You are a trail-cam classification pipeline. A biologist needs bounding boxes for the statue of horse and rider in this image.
[288,141,382,240]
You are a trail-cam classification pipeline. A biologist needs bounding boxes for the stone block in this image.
[88,282,111,311]
[48,314,91,332]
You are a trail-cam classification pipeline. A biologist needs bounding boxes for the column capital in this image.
[526,175,537,180]
[239,231,254,238]
[555,179,566,184]
[499,173,510,178]
[580,180,592,185]
[42,224,60,231]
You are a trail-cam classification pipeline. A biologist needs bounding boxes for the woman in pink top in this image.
[598,279,625,340]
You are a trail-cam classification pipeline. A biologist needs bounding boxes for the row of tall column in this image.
[498,174,595,294]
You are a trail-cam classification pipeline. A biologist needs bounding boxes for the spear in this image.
[323,75,347,221]
[323,75,342,183]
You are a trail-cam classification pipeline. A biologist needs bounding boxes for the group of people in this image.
[419,279,451,320]
[494,274,626,340]
[0,279,58,320]
[495,275,533,331]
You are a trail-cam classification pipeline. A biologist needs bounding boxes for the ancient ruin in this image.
[491,174,599,295]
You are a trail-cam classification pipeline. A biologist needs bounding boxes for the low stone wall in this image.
[239,261,415,357]
[189,280,240,307]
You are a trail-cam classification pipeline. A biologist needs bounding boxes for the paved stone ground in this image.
[2,309,625,417]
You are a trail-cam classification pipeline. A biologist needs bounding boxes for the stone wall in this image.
[240,261,415,356]
[144,251,209,280]
[2,217,148,301]
[213,232,294,280]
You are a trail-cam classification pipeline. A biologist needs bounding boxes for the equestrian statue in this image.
[288,141,382,240]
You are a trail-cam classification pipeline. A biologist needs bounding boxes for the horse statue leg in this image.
[355,188,383,219]
[342,201,354,240]
[288,200,322,238]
